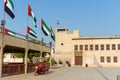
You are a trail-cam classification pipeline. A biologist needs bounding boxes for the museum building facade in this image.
[54,28,120,67]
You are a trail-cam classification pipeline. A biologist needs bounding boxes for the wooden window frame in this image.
[113,56,118,63]
[101,44,104,50]
[107,56,111,63]
[100,56,104,63]
[106,44,110,50]
[85,45,88,50]
[112,44,116,50]
[90,45,93,50]
[80,45,83,51]
[118,44,120,50]
[95,45,99,50]
[74,45,78,51]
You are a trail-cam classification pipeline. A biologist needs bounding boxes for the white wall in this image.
[3,53,23,63]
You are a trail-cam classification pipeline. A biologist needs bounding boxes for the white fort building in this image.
[54,28,120,67]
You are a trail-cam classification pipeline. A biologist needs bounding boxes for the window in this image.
[100,56,104,63]
[101,44,104,50]
[74,45,78,51]
[113,56,118,63]
[85,45,88,50]
[118,44,120,50]
[80,45,83,51]
[106,44,110,50]
[90,45,93,50]
[112,44,116,50]
[95,45,99,50]
[61,43,63,46]
[10,54,14,59]
[57,29,66,32]
[107,56,111,63]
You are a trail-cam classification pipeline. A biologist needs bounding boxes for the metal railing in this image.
[0,27,51,48]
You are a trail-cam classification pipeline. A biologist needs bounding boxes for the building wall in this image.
[55,28,120,67]
[3,53,23,63]
[73,38,120,67]
[55,28,79,65]
[55,28,80,53]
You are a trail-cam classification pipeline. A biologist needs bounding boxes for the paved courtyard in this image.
[0,66,120,80]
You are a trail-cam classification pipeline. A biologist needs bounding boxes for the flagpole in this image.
[40,38,43,62]
[24,25,29,75]
[24,5,29,75]
[49,41,52,70]
[27,5,29,29]
[24,4,29,74]
[40,19,43,62]
[49,27,53,70]
[3,4,5,21]
[0,3,6,75]
[0,1,6,77]
[0,20,5,78]
[1,0,15,77]
[24,32,28,75]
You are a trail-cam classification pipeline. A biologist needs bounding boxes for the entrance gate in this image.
[74,51,82,65]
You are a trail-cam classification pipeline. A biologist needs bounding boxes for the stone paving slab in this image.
[0,67,120,80]
[0,66,64,80]
[43,67,120,80]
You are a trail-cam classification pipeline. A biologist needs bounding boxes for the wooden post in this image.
[24,49,28,74]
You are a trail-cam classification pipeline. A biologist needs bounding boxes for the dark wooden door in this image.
[75,56,82,65]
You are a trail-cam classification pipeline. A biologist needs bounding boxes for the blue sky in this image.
[0,0,120,43]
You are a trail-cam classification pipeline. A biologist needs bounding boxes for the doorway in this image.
[75,56,82,65]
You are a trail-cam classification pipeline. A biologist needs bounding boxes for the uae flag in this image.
[41,19,51,36]
[4,29,16,36]
[27,26,37,38]
[28,4,37,27]
[50,27,55,41]
[4,0,15,19]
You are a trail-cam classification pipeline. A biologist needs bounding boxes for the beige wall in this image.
[55,28,80,53]
[55,28,120,67]
[73,38,120,67]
